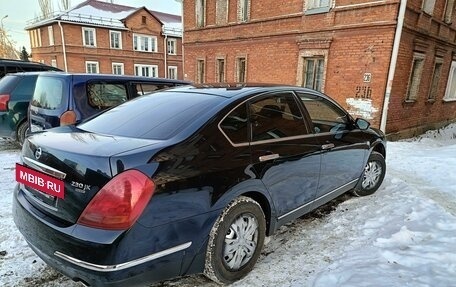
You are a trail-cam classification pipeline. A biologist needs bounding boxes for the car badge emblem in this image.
[35,147,42,160]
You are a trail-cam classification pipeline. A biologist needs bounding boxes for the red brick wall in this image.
[30,11,183,80]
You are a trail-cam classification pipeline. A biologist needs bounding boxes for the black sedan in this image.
[13,85,386,286]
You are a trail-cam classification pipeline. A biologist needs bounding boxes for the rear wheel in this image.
[16,121,28,146]
[353,151,386,196]
[204,196,266,284]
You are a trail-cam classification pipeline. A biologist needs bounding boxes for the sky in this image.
[1,122,456,285]
[0,0,182,52]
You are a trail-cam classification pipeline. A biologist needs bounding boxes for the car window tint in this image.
[250,92,308,142]
[79,92,223,140]
[13,76,37,101]
[87,83,128,109]
[297,92,348,133]
[134,83,170,96]
[220,103,248,144]
[0,75,19,93]
[31,77,64,110]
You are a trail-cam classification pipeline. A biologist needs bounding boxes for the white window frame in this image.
[48,26,54,46]
[82,27,96,47]
[444,0,455,23]
[422,0,436,15]
[428,58,443,101]
[134,64,158,77]
[196,0,206,28]
[167,38,177,55]
[216,0,229,25]
[133,34,157,52]
[305,0,331,15]
[168,66,178,79]
[86,61,99,74]
[196,59,206,84]
[51,59,57,67]
[406,53,425,102]
[110,30,122,49]
[216,57,226,83]
[444,61,456,101]
[112,62,124,75]
[238,0,250,22]
[235,56,247,83]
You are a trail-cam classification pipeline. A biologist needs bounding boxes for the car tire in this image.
[17,121,28,147]
[204,196,266,284]
[353,151,386,197]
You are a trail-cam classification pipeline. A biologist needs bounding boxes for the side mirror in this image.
[355,118,370,130]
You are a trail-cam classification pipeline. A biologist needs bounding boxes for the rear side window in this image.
[31,77,64,110]
[0,75,19,93]
[87,82,127,108]
[219,103,249,145]
[134,83,172,96]
[79,92,223,140]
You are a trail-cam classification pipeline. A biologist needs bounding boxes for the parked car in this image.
[28,72,189,133]
[0,58,61,78]
[13,84,386,286]
[0,72,52,145]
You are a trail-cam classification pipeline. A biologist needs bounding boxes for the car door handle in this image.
[321,143,335,150]
[259,154,280,162]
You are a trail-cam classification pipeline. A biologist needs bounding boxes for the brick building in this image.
[26,0,183,79]
[183,0,456,137]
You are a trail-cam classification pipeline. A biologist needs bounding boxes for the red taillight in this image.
[60,110,77,126]
[0,94,10,112]
[77,170,155,230]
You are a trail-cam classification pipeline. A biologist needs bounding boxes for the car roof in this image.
[164,83,325,99]
[35,72,190,84]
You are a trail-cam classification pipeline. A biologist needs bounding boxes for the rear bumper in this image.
[12,184,207,286]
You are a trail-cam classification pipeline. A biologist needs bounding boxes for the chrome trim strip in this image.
[54,242,192,272]
[259,153,280,162]
[278,179,358,220]
[22,186,58,211]
[22,156,67,179]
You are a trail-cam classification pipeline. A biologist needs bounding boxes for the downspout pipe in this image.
[58,21,68,72]
[380,0,407,132]
[164,32,168,78]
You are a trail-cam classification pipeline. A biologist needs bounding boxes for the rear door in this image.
[249,91,322,220]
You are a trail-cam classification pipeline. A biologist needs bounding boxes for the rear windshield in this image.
[79,91,224,140]
[31,76,65,110]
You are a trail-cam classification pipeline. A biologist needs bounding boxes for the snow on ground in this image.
[1,125,456,287]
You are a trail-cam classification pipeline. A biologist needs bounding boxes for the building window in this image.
[133,34,157,52]
[238,0,250,22]
[216,58,226,83]
[48,26,54,46]
[196,0,206,28]
[168,66,178,79]
[167,38,177,55]
[444,61,456,101]
[110,31,122,49]
[51,59,57,67]
[86,61,99,74]
[406,53,425,102]
[236,57,246,83]
[196,59,205,84]
[306,0,331,14]
[216,0,228,25]
[302,57,324,92]
[112,62,124,75]
[142,16,147,25]
[422,0,436,15]
[82,27,96,47]
[31,29,42,48]
[134,64,158,77]
[444,0,455,23]
[428,58,443,101]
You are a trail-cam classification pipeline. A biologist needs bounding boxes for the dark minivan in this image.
[29,72,189,133]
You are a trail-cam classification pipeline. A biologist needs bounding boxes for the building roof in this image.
[25,0,182,36]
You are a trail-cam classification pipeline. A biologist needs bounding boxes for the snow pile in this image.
[1,123,456,287]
